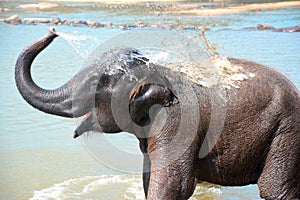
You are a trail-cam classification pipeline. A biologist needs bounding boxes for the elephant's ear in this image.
[129,82,178,126]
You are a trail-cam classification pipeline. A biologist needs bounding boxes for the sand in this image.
[173,1,300,16]
[17,2,59,9]
[48,0,182,4]
[15,1,300,16]
[25,1,300,16]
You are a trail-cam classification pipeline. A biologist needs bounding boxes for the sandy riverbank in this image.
[18,1,300,16]
[48,0,183,3]
[174,1,300,16]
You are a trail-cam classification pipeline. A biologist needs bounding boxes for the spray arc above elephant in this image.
[15,28,300,200]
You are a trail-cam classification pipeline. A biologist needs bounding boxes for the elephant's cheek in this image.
[96,105,122,133]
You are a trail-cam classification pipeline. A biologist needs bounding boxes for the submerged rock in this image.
[105,23,114,28]
[4,15,22,25]
[118,24,128,30]
[61,19,69,26]
[257,23,300,32]
[275,25,300,32]
[241,26,257,30]
[135,21,146,28]
[22,18,51,24]
[257,24,276,30]
[69,20,88,27]
[87,21,104,28]
[52,17,62,25]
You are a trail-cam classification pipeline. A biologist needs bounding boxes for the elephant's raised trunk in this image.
[15,28,83,118]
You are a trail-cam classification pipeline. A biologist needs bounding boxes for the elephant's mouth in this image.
[73,110,123,138]
[73,111,93,139]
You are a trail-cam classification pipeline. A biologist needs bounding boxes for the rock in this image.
[150,24,160,28]
[135,21,146,27]
[128,25,137,29]
[159,24,173,30]
[181,26,196,30]
[22,18,51,24]
[105,23,113,28]
[52,17,61,25]
[62,19,70,26]
[257,24,276,30]
[275,25,300,32]
[4,15,22,25]
[61,19,68,25]
[1,8,11,12]
[288,25,300,32]
[137,24,146,28]
[196,26,210,31]
[70,20,88,27]
[118,24,129,30]
[87,21,104,28]
[257,24,300,32]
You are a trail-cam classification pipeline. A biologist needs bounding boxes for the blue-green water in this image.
[0,4,299,200]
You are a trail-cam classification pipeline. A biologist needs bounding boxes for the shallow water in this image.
[0,3,299,200]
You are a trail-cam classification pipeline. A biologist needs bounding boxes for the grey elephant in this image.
[15,28,299,200]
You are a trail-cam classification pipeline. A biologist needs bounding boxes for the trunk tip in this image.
[49,27,58,36]
[73,131,80,139]
[73,129,85,139]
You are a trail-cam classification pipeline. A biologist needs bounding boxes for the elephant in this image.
[15,28,300,200]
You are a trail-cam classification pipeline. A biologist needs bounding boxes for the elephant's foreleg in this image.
[258,119,300,199]
[146,105,199,199]
[146,159,196,200]
[147,145,197,199]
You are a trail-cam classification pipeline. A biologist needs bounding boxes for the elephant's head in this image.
[15,28,178,137]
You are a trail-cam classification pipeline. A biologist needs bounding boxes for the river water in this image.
[0,2,299,200]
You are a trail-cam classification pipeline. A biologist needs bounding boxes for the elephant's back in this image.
[225,57,299,119]
[227,57,299,97]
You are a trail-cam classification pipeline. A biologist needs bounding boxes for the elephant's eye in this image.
[163,93,179,107]
[133,56,149,65]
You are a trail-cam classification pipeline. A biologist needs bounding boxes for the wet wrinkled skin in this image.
[15,29,300,200]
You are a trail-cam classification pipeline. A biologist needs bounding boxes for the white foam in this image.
[124,179,144,200]
[30,174,144,200]
[82,175,125,193]
[30,176,97,200]
[30,175,223,200]
[189,183,222,199]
